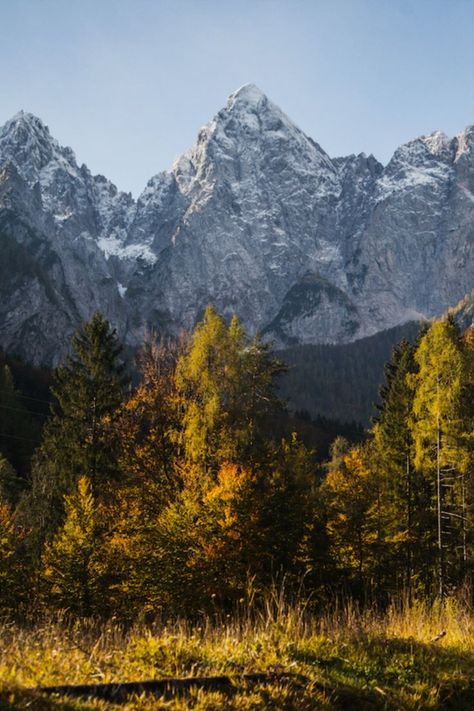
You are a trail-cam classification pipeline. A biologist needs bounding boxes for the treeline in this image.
[1,309,474,620]
[279,320,422,424]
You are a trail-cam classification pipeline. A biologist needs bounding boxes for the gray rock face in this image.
[1,87,474,363]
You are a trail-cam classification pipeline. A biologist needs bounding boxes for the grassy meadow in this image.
[2,595,474,710]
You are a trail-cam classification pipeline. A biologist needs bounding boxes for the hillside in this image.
[279,320,422,424]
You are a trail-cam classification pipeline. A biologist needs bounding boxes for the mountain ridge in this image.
[1,84,474,364]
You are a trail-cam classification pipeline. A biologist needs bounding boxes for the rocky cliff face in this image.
[1,86,474,363]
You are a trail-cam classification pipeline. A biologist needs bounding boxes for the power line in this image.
[0,431,41,444]
[9,392,52,406]
[0,403,48,418]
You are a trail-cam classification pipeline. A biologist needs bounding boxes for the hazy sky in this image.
[1,0,474,195]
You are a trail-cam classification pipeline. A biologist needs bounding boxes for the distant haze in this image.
[1,0,474,195]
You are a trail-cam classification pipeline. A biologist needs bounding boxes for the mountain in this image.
[447,288,474,332]
[1,86,474,364]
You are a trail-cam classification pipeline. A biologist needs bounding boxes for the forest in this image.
[1,306,474,621]
[3,308,474,708]
[279,320,421,425]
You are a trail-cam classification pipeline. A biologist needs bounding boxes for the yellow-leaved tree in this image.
[0,502,25,613]
[323,446,381,593]
[174,306,284,479]
[410,318,468,597]
[41,476,99,616]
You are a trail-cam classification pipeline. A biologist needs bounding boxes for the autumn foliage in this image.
[2,309,474,618]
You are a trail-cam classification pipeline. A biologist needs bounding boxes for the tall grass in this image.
[2,591,474,709]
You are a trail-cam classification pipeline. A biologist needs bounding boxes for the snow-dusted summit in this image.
[1,86,474,363]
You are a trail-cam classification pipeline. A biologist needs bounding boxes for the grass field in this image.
[1,594,474,709]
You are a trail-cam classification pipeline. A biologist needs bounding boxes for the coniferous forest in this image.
[1,307,474,620]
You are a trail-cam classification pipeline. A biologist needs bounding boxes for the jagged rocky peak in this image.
[454,124,474,161]
[375,132,454,201]
[228,82,267,106]
[334,152,383,181]
[0,108,136,243]
[222,82,288,129]
[1,89,474,364]
[421,129,452,158]
[225,83,300,135]
[170,82,339,209]
[219,83,272,124]
[386,132,450,170]
[168,84,284,193]
[217,83,335,169]
[0,110,70,181]
[140,83,340,209]
[1,110,51,144]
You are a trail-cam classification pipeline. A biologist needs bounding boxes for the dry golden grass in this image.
[1,593,474,709]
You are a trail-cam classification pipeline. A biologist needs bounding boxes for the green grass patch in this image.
[1,598,474,709]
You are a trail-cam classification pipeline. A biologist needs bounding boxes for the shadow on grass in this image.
[0,688,99,711]
[292,635,474,710]
[4,638,474,711]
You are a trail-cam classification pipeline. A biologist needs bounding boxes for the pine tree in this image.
[259,435,316,578]
[48,312,127,487]
[371,338,426,596]
[23,313,127,547]
[232,329,286,467]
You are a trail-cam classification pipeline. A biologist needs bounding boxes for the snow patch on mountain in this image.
[97,234,157,264]
[1,87,474,364]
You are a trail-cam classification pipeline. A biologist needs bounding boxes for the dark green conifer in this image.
[21,313,127,550]
[371,339,421,594]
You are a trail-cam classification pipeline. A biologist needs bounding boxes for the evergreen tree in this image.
[47,312,127,487]
[21,312,127,548]
[371,338,429,596]
[259,435,316,578]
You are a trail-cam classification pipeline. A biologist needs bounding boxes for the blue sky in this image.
[1,0,474,195]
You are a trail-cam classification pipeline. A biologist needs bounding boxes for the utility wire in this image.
[0,431,42,444]
[7,392,52,405]
[0,403,48,418]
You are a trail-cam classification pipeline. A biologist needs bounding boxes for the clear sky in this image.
[1,0,474,196]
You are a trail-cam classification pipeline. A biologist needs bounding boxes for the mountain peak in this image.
[454,124,474,161]
[0,110,82,188]
[228,83,268,107]
[422,129,450,152]
[1,110,51,140]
